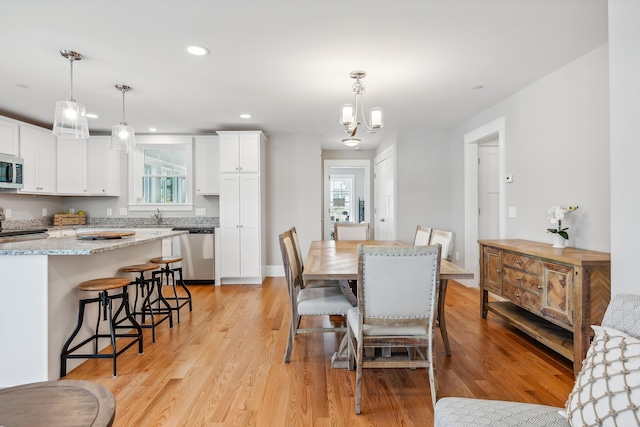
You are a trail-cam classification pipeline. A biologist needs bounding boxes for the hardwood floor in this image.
[63,278,574,426]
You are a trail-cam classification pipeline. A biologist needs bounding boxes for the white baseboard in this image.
[265,264,284,277]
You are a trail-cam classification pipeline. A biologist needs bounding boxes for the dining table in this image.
[302,240,474,367]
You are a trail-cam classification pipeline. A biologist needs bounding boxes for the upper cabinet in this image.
[57,136,120,196]
[0,117,20,156]
[195,136,220,195]
[56,137,88,195]
[88,136,120,196]
[219,131,263,173]
[19,125,56,194]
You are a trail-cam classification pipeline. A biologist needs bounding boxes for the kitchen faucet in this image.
[152,208,162,225]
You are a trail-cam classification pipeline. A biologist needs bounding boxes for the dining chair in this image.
[347,244,442,414]
[279,230,353,363]
[290,226,339,288]
[413,225,433,246]
[430,229,454,261]
[334,222,370,241]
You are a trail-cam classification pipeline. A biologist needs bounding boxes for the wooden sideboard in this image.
[478,239,611,375]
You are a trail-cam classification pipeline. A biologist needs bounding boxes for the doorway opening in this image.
[463,117,506,287]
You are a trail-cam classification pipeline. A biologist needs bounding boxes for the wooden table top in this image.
[303,240,474,281]
[0,380,115,427]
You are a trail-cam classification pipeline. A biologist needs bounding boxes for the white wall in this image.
[609,0,640,295]
[395,129,453,244]
[266,133,322,267]
[449,44,610,269]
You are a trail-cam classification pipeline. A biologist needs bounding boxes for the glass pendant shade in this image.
[53,100,90,138]
[370,108,383,129]
[340,104,355,126]
[111,124,135,153]
[342,138,360,147]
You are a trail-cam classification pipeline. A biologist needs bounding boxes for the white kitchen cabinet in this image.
[218,131,266,285]
[218,131,262,173]
[19,125,56,194]
[0,117,20,156]
[88,136,120,196]
[56,137,88,195]
[194,136,220,195]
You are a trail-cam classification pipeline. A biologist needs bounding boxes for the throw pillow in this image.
[565,325,640,426]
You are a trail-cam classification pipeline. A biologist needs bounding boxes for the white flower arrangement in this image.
[547,205,579,240]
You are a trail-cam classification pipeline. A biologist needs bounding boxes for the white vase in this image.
[551,234,566,248]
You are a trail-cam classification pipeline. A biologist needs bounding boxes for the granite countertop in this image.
[0,229,188,256]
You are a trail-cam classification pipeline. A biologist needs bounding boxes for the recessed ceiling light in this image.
[240,113,251,119]
[187,45,209,56]
[86,113,98,119]
[149,128,157,132]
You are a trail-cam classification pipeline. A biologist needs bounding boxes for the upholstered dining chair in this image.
[413,225,433,246]
[334,222,370,241]
[290,226,338,288]
[434,293,640,427]
[430,229,454,261]
[347,244,442,414]
[279,230,353,363]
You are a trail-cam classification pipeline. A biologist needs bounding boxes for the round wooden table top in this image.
[0,380,115,427]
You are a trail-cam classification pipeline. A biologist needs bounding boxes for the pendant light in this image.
[53,50,90,138]
[111,84,136,152]
[339,70,383,137]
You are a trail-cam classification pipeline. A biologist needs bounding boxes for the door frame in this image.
[373,145,396,240]
[464,117,506,287]
[323,159,371,240]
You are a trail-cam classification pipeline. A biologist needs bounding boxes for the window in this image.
[329,174,354,223]
[128,136,193,211]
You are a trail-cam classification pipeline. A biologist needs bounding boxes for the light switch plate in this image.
[508,206,517,218]
[5,208,10,218]
[42,208,47,217]
[107,208,113,216]
[119,208,127,216]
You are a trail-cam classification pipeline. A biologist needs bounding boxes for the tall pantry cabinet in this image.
[217,131,266,285]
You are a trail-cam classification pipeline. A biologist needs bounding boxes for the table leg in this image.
[332,279,357,368]
[439,279,451,356]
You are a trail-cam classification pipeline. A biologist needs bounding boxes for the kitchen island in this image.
[0,229,187,387]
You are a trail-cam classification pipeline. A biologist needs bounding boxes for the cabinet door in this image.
[541,262,574,327]
[19,126,55,194]
[219,175,241,276]
[219,134,240,173]
[88,136,120,196]
[239,175,260,277]
[238,133,260,173]
[56,137,88,194]
[195,136,220,194]
[483,247,502,294]
[0,118,19,156]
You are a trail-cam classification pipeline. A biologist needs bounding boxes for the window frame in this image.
[128,135,194,212]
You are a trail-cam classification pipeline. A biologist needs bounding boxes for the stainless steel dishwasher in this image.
[172,227,215,284]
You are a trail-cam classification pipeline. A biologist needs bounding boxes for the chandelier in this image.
[339,70,383,137]
[52,50,90,139]
[111,84,136,152]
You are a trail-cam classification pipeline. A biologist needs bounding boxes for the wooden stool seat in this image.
[120,263,160,273]
[150,256,183,264]
[78,277,131,292]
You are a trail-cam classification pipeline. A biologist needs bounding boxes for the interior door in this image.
[478,141,500,239]
[374,149,395,240]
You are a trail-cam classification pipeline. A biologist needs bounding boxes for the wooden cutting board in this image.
[76,231,135,240]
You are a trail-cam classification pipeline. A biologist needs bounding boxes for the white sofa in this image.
[434,294,640,427]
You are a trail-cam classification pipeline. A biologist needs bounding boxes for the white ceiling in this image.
[0,0,608,150]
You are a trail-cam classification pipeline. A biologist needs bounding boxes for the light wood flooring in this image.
[63,278,574,426]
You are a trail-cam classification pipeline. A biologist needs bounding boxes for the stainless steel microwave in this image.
[0,153,24,190]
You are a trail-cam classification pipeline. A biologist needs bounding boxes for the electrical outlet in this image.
[119,208,127,216]
[42,208,47,217]
[195,208,206,216]
[5,208,11,218]
[107,208,113,216]
[69,208,75,214]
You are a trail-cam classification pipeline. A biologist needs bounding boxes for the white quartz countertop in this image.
[0,229,188,256]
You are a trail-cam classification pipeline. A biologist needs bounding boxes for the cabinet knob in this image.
[515,293,521,298]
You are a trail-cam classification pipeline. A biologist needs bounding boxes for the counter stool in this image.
[120,263,173,343]
[60,277,143,377]
[150,256,193,322]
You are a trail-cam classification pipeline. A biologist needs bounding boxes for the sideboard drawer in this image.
[503,267,540,293]
[503,252,542,275]
[503,282,541,311]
